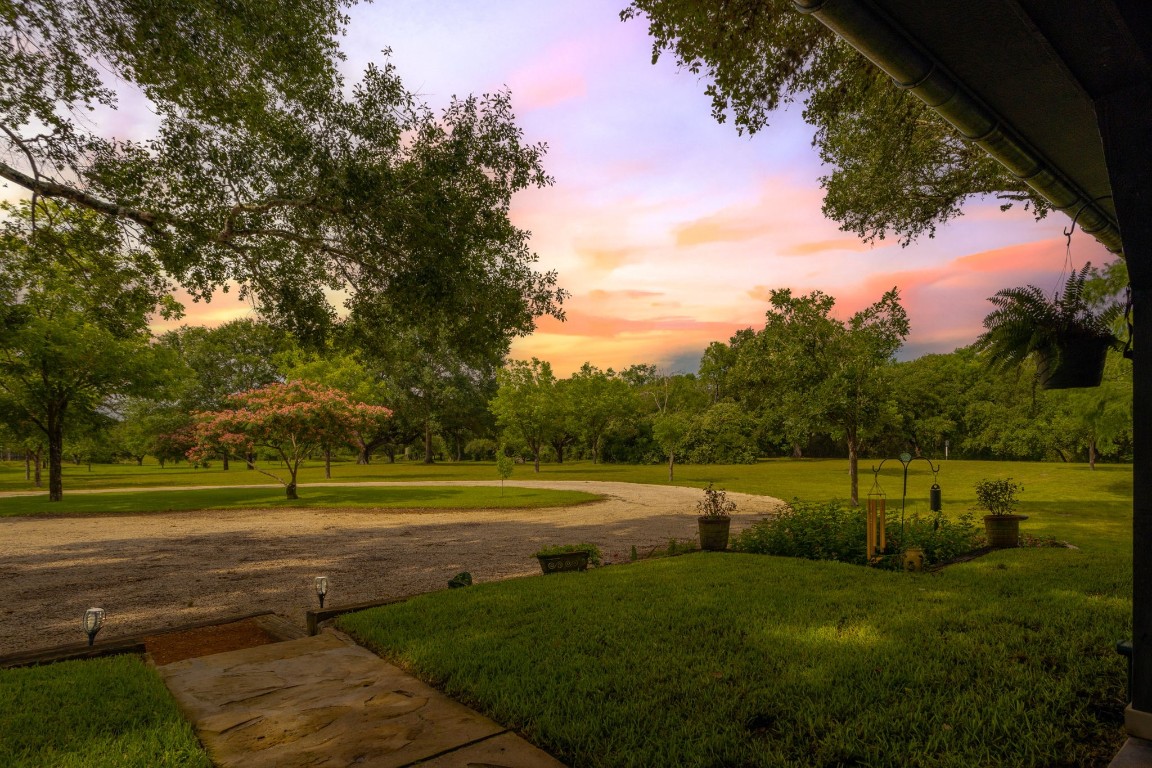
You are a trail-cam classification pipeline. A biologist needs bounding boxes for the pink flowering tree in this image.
[189,380,392,499]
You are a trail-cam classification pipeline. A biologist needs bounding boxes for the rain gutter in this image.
[793,0,1125,254]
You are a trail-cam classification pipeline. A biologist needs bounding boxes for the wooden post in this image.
[1096,79,1152,737]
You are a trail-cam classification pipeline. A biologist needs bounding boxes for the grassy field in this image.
[0,456,1133,765]
[0,655,210,767]
[0,484,601,517]
[326,458,1134,768]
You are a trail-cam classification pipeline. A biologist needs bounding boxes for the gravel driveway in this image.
[0,481,783,656]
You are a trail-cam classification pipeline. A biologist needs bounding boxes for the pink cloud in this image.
[534,309,737,339]
[506,41,588,111]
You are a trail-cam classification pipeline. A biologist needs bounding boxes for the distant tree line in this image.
[1,278,1131,502]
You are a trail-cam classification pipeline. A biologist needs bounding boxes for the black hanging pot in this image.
[1036,332,1113,389]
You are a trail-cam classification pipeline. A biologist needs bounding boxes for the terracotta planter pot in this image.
[536,551,590,574]
[984,514,1028,548]
[698,516,732,551]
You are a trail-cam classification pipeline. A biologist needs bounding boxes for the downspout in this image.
[792,0,1124,255]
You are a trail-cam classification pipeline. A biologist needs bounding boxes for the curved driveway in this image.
[0,481,783,656]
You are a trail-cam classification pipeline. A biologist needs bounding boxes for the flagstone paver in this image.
[157,631,566,768]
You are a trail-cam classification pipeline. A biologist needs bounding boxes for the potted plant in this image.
[975,263,1120,389]
[973,478,1027,548]
[535,543,602,574]
[697,483,737,551]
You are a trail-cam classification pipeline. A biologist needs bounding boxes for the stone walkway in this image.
[157,630,566,768]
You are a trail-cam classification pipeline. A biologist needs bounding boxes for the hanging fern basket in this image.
[1036,332,1113,389]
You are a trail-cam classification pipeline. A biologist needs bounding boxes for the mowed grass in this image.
[0,655,210,767]
[334,459,1133,767]
[0,485,600,517]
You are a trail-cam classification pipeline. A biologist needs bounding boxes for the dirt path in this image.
[0,481,783,656]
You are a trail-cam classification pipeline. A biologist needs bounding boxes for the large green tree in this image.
[3,1,564,349]
[490,358,565,473]
[621,1,1047,243]
[0,203,177,499]
[742,288,909,503]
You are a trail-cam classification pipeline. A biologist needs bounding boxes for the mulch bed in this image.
[145,618,281,665]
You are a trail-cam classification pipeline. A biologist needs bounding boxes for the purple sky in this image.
[107,0,1121,373]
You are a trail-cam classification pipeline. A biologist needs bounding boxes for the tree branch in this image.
[0,160,158,228]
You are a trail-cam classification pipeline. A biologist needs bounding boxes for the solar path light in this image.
[314,576,328,608]
[84,607,105,647]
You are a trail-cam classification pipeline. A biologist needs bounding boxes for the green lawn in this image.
[0,655,210,767]
[0,484,600,517]
[332,458,1133,768]
[0,456,1133,765]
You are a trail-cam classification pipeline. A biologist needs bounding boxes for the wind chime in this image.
[866,473,887,559]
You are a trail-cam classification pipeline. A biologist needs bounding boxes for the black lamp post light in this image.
[84,607,105,647]
[314,576,328,609]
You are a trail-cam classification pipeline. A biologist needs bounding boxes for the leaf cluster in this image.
[975,264,1119,372]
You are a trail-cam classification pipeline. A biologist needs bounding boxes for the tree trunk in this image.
[245,452,256,469]
[533,448,541,473]
[386,446,396,463]
[847,433,859,506]
[159,457,166,468]
[423,421,434,464]
[1090,439,1098,470]
[791,443,803,459]
[554,442,565,464]
[222,453,230,470]
[667,450,675,482]
[136,456,144,466]
[48,417,64,502]
[286,481,298,500]
[32,448,42,487]
[24,453,30,481]
[324,448,332,479]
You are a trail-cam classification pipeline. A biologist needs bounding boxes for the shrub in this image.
[696,483,737,518]
[733,499,867,564]
[464,438,498,461]
[896,511,982,565]
[681,402,759,464]
[973,477,1023,515]
[732,499,980,568]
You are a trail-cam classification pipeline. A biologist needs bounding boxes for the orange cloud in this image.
[577,245,635,271]
[586,289,664,300]
[780,238,873,256]
[534,309,738,339]
[674,215,771,247]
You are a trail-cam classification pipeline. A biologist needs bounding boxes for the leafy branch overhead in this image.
[621,0,1048,244]
[1,1,565,349]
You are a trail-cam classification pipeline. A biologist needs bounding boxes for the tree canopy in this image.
[3,1,564,351]
[620,0,1048,244]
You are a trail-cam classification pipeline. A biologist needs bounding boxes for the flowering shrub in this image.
[732,499,980,569]
[189,380,392,498]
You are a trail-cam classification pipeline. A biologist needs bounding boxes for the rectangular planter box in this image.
[536,552,590,574]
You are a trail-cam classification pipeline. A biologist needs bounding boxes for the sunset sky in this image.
[92,0,1120,374]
